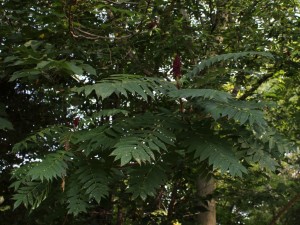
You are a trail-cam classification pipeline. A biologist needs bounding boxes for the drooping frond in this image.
[27,150,74,181]
[64,162,110,216]
[187,135,247,177]
[236,127,296,171]
[111,130,175,166]
[73,112,176,162]
[199,99,267,127]
[237,136,279,171]
[11,181,49,210]
[72,74,176,101]
[187,51,274,78]
[8,150,71,211]
[110,119,176,165]
[74,162,110,203]
[72,125,118,156]
[168,88,267,127]
[65,177,89,216]
[252,126,296,153]
[126,164,168,200]
[246,150,279,171]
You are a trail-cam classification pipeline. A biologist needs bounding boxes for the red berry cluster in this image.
[73,117,80,128]
[173,54,181,79]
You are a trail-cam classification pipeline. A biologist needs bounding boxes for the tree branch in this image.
[268,193,300,225]
[239,73,274,100]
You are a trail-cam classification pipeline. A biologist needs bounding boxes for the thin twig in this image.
[65,0,147,41]
[62,213,68,225]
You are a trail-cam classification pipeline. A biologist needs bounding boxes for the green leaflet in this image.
[245,151,279,171]
[66,195,89,216]
[63,61,84,75]
[254,127,296,153]
[6,49,97,81]
[40,60,97,76]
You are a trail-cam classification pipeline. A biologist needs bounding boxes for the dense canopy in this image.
[0,0,299,224]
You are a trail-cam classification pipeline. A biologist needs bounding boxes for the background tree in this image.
[0,0,299,224]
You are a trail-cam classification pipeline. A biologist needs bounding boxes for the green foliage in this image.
[200,99,267,126]
[11,181,49,210]
[187,135,247,177]
[1,0,299,224]
[74,162,110,204]
[72,125,117,156]
[4,40,97,82]
[66,178,89,216]
[9,64,289,216]
[127,164,168,200]
[60,161,110,216]
[187,52,274,78]
[72,74,176,101]
[9,150,73,211]
[26,150,74,181]
[90,109,129,118]
[111,122,175,165]
[0,117,13,130]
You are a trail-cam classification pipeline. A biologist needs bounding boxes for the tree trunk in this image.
[197,177,216,225]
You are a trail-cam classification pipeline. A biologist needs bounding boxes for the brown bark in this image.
[197,177,216,225]
[116,205,124,225]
